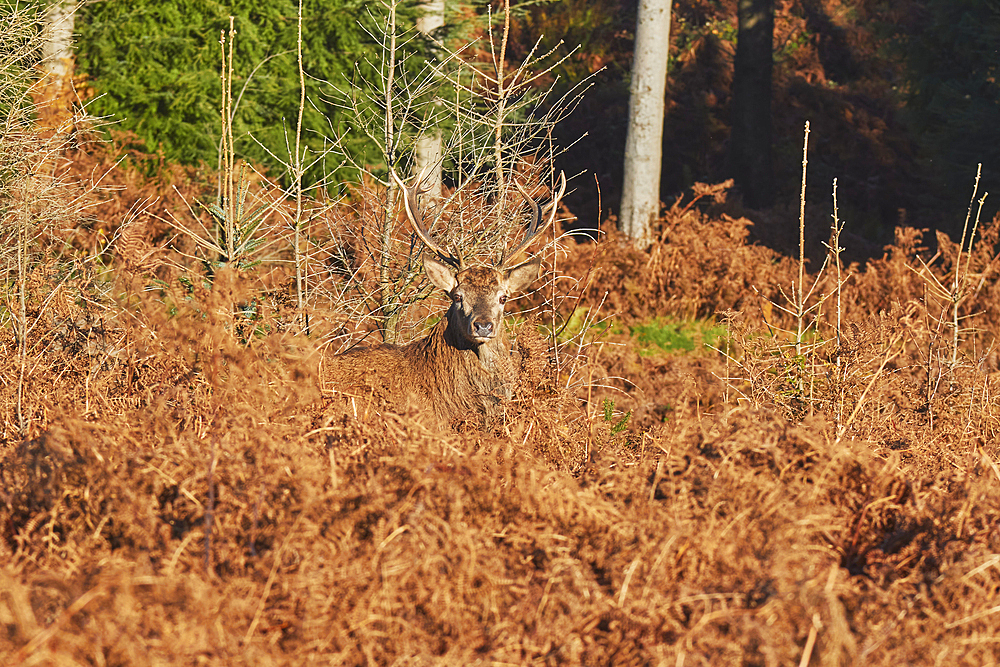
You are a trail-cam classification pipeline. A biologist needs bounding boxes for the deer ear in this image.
[504,256,542,293]
[423,255,458,293]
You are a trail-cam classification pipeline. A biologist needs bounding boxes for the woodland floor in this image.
[4,139,1000,666]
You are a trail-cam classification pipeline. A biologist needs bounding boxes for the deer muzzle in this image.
[472,319,495,340]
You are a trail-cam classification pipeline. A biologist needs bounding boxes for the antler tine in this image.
[391,169,463,269]
[504,171,567,266]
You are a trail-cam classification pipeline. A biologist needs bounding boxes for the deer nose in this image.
[472,320,494,338]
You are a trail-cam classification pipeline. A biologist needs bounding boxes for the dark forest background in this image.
[75,0,1000,256]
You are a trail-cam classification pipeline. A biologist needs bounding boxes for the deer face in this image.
[424,255,541,345]
[393,169,564,347]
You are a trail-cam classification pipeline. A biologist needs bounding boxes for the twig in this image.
[244,515,303,645]
[838,333,905,441]
[797,120,810,361]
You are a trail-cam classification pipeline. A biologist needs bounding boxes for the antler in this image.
[391,169,463,270]
[503,171,567,266]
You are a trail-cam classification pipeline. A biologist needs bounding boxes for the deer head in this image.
[392,170,567,348]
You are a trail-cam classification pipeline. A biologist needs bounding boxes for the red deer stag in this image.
[323,171,567,424]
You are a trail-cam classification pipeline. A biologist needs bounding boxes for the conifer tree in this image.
[75,0,431,183]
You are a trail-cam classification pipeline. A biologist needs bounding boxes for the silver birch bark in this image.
[619,0,672,247]
[415,0,444,196]
[39,0,77,128]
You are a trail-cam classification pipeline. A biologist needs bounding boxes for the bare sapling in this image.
[164,16,291,338]
[828,177,846,432]
[719,124,860,423]
[323,170,567,424]
[908,164,989,427]
[750,122,838,409]
[911,164,988,368]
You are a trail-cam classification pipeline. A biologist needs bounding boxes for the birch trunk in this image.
[39,0,77,130]
[619,0,672,248]
[414,0,444,196]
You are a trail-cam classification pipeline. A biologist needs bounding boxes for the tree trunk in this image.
[619,0,672,248]
[730,0,774,209]
[38,0,77,131]
[414,0,444,196]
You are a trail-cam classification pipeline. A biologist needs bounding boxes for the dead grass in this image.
[6,135,1000,666]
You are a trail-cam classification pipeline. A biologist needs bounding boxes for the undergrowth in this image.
[6,145,1000,662]
[6,9,1000,667]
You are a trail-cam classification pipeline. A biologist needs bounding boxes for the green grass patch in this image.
[540,309,727,357]
[628,318,727,356]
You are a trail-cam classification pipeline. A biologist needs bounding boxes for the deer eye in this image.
[498,294,508,305]
[453,293,463,304]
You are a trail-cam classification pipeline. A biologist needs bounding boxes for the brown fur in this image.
[323,261,538,424]
[324,171,565,424]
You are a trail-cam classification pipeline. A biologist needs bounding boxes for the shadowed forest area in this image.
[5,1,1000,664]
[541,0,1000,257]
[71,0,1000,252]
